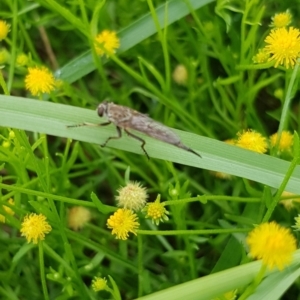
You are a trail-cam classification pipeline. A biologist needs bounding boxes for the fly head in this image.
[97,101,109,117]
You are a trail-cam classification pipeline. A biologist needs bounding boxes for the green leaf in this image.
[1,95,300,194]
[108,275,122,300]
[12,243,35,264]
[28,201,57,223]
[90,192,116,214]
[247,263,300,300]
[137,251,300,300]
[293,131,300,159]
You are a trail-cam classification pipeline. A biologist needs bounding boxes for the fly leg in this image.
[186,148,202,158]
[68,121,122,149]
[67,121,111,128]
[124,129,149,159]
[176,142,202,158]
[101,126,122,147]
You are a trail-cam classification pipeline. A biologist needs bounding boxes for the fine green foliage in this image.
[1,0,300,300]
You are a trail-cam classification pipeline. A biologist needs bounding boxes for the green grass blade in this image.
[137,251,300,300]
[1,95,300,193]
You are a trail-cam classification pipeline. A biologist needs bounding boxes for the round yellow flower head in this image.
[143,194,169,225]
[2,140,10,148]
[94,30,120,57]
[8,130,15,139]
[271,11,292,28]
[0,48,10,65]
[25,66,56,96]
[280,191,300,211]
[68,206,92,231]
[264,27,300,69]
[252,48,270,64]
[20,213,52,244]
[0,198,15,223]
[16,53,29,67]
[236,130,268,154]
[91,276,107,292]
[213,171,233,180]
[274,88,284,100]
[0,20,10,41]
[203,21,214,32]
[116,181,148,212]
[172,64,188,85]
[247,222,296,270]
[107,208,139,240]
[270,131,293,152]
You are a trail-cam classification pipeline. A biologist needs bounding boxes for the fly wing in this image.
[129,114,181,145]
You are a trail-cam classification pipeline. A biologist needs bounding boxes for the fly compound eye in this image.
[97,104,105,117]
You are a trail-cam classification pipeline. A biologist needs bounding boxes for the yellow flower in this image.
[107,209,139,240]
[280,191,300,211]
[0,198,15,223]
[25,66,56,96]
[0,20,10,41]
[94,30,120,56]
[264,27,300,69]
[252,48,270,64]
[116,181,148,212]
[236,130,268,154]
[8,130,15,139]
[68,206,92,231]
[172,64,188,85]
[1,130,15,149]
[16,53,29,67]
[280,199,294,211]
[270,131,293,152]
[271,11,292,28]
[274,88,284,100]
[2,140,10,148]
[247,222,296,270]
[203,21,214,32]
[20,213,52,244]
[143,194,169,225]
[91,276,107,292]
[0,48,10,65]
[54,79,64,89]
[213,171,232,180]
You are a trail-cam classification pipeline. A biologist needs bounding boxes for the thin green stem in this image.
[278,65,299,133]
[164,196,260,206]
[137,235,144,297]
[0,71,9,95]
[273,64,300,154]
[39,241,50,300]
[263,150,299,222]
[7,0,18,93]
[0,183,96,207]
[238,264,267,300]
[147,0,170,92]
[137,228,250,236]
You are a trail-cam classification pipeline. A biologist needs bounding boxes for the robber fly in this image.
[68,101,201,159]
